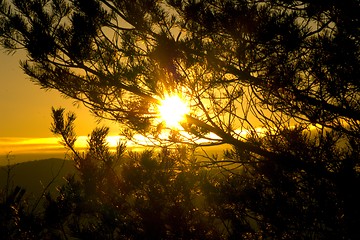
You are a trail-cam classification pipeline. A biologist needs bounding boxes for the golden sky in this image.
[0,51,119,138]
[0,49,269,160]
[0,50,124,160]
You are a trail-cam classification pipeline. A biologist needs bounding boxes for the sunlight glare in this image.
[158,95,189,128]
[106,136,122,147]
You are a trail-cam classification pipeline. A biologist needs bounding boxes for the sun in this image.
[158,95,189,128]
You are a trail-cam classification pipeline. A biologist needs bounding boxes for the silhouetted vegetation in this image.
[1,0,359,239]
[0,158,74,198]
[1,109,359,239]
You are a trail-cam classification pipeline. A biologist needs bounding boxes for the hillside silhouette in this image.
[0,158,75,199]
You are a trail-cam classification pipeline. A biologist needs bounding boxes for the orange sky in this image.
[0,49,272,160]
[0,50,124,160]
[0,50,119,138]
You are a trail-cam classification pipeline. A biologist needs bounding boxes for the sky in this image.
[0,50,120,161]
[0,48,267,163]
[0,49,220,162]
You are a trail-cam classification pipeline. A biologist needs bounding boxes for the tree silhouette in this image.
[1,0,359,238]
[2,0,358,151]
[206,128,360,239]
[45,107,223,239]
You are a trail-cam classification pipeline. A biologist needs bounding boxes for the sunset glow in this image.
[158,95,189,128]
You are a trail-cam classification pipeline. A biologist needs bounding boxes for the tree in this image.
[1,0,359,238]
[205,127,360,239]
[0,180,44,239]
[1,0,359,150]
[45,107,223,239]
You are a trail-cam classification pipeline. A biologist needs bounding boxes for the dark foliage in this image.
[1,0,359,239]
[208,129,360,239]
[43,108,223,239]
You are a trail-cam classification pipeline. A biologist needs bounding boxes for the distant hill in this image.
[0,145,229,206]
[0,158,76,202]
